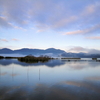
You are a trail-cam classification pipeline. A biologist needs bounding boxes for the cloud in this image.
[81,4,97,16]
[1,0,29,26]
[0,0,100,35]
[0,16,13,28]
[64,24,100,35]
[67,46,88,53]
[0,38,19,42]
[12,38,19,41]
[88,49,100,54]
[0,38,8,42]
[86,36,100,39]
[68,46,100,54]
[37,30,44,33]
[14,26,27,31]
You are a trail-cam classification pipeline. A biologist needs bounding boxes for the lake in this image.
[0,59,100,100]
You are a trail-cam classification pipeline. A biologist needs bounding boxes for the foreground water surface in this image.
[0,59,100,100]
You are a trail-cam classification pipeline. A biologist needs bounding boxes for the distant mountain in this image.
[0,48,66,57]
[0,48,100,58]
[45,48,65,54]
[0,48,13,54]
[61,52,100,58]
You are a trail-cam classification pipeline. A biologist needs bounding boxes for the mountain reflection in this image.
[0,59,66,67]
[0,59,100,68]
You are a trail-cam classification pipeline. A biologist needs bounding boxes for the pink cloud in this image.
[12,38,19,41]
[0,38,19,42]
[64,24,100,35]
[0,16,13,28]
[81,4,95,17]
[0,39,8,42]
[86,36,100,39]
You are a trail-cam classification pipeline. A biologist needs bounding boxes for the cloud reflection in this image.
[0,72,7,76]
[63,81,100,93]
[0,80,100,100]
[10,73,19,77]
[85,76,100,81]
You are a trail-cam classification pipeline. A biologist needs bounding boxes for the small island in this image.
[18,55,53,63]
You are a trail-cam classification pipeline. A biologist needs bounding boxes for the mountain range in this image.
[0,48,100,58]
[0,48,65,57]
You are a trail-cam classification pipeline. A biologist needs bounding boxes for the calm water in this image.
[0,59,100,100]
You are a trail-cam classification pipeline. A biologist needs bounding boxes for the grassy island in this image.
[18,55,53,63]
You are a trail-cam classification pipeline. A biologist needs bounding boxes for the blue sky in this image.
[0,0,100,53]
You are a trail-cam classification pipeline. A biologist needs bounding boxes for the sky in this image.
[0,0,100,53]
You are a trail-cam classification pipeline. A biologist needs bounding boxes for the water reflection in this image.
[0,59,66,67]
[0,59,100,68]
[0,59,100,100]
[0,81,100,100]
